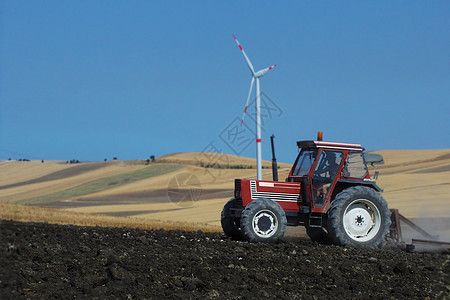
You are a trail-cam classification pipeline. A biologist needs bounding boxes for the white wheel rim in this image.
[343,199,381,242]
[252,209,278,238]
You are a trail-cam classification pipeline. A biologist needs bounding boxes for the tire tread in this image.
[328,186,391,248]
[241,198,287,243]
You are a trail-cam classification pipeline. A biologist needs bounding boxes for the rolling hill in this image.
[1,150,449,237]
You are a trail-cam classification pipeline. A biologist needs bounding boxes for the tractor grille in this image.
[234,179,243,206]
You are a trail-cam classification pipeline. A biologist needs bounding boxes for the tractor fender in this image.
[335,179,383,193]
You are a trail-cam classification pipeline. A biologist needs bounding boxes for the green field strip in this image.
[17,164,184,205]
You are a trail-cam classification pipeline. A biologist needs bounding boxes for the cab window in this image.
[312,150,344,206]
[292,149,318,176]
[342,152,368,179]
[314,150,344,180]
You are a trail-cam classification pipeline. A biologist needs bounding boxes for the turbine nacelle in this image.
[233,34,276,79]
[254,64,277,78]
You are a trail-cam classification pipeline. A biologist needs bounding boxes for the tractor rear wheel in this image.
[240,198,287,243]
[221,198,244,240]
[328,186,391,248]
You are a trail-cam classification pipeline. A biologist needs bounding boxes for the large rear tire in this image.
[221,198,244,240]
[240,198,287,243]
[328,186,391,248]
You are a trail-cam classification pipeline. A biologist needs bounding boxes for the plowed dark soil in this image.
[1,220,448,299]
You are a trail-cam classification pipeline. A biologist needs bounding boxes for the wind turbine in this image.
[233,34,276,180]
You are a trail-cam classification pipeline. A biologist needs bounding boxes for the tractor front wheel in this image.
[328,186,391,248]
[240,198,287,243]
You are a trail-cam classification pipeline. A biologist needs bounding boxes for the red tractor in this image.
[221,133,392,248]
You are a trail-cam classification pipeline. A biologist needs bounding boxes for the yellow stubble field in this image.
[1,150,449,235]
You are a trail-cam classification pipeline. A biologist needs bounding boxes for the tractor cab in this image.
[287,139,379,212]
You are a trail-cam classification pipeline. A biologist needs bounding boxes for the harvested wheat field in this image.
[0,154,293,227]
[1,150,449,234]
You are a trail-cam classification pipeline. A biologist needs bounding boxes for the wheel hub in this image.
[355,215,364,225]
[343,200,381,242]
[253,210,278,238]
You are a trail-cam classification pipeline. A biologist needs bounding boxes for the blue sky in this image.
[1,1,449,163]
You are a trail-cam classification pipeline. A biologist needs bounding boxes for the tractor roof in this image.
[296,140,363,151]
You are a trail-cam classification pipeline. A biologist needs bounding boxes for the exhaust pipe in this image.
[270,135,278,181]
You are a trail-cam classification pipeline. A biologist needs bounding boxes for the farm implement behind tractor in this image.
[221,132,450,252]
[389,209,450,252]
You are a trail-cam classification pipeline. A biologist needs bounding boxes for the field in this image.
[1,150,450,298]
[1,150,449,238]
[0,153,293,229]
[1,220,448,299]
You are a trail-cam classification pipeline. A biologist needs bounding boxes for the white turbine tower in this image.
[233,34,276,180]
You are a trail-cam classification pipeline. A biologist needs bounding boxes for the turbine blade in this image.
[241,77,255,125]
[233,34,255,75]
[255,64,277,77]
